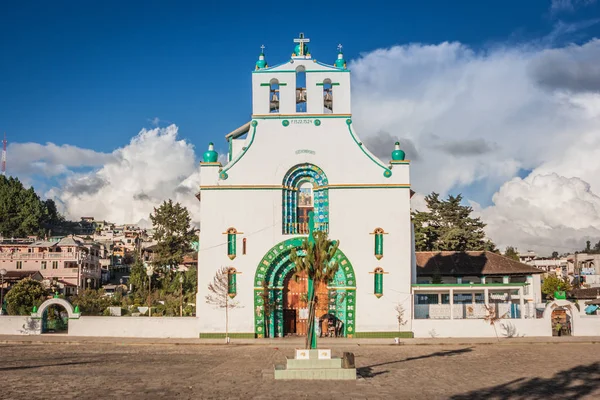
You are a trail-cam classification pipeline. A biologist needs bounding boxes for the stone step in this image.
[274,366,357,380]
[287,358,343,369]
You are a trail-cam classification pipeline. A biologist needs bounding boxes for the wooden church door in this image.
[283,271,329,336]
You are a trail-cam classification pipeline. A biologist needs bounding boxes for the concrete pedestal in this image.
[274,349,357,380]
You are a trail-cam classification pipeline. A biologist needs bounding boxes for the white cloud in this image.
[8,142,113,178]
[350,39,600,255]
[550,0,597,14]
[45,125,201,225]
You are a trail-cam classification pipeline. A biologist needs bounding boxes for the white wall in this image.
[0,316,41,335]
[575,316,600,336]
[412,318,551,338]
[68,317,200,338]
[197,109,413,337]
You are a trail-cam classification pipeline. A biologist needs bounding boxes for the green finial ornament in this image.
[74,305,80,314]
[255,44,268,70]
[32,305,38,313]
[203,142,219,163]
[392,142,406,161]
[334,43,346,69]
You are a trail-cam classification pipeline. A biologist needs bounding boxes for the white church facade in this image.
[196,35,414,338]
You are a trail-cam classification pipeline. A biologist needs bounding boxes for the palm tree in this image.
[290,230,340,349]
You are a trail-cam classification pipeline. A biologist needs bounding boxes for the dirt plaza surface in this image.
[1,340,599,399]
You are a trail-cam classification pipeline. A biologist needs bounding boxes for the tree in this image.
[290,230,340,349]
[395,304,407,332]
[149,200,195,272]
[129,257,149,301]
[205,266,240,343]
[504,246,519,261]
[71,289,111,315]
[541,275,572,299]
[4,278,46,315]
[412,192,496,252]
[483,304,507,342]
[551,251,559,259]
[0,176,63,237]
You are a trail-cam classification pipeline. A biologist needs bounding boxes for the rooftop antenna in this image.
[1,133,6,176]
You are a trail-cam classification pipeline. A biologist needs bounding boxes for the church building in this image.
[196,34,414,338]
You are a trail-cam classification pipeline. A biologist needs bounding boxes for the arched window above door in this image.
[282,163,329,235]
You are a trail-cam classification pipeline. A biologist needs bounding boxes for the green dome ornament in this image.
[294,43,309,57]
[334,44,346,69]
[255,45,268,70]
[203,143,219,163]
[392,142,406,161]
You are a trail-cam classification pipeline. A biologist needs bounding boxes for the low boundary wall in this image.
[68,317,200,338]
[0,316,41,335]
[412,318,550,338]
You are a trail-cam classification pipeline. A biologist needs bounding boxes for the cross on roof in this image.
[337,44,343,52]
[293,32,310,56]
[260,44,265,52]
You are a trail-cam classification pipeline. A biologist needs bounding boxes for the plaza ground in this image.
[0,337,599,399]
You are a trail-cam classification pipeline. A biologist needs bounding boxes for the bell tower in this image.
[251,34,351,116]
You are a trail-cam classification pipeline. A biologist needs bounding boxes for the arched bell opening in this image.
[323,78,333,113]
[295,66,307,112]
[269,78,280,113]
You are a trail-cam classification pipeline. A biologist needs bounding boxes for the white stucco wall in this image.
[575,316,600,336]
[412,318,551,338]
[0,316,41,335]
[68,317,200,338]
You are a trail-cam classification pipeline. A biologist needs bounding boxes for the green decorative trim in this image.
[354,331,414,338]
[314,119,321,126]
[412,283,528,287]
[346,119,392,178]
[260,82,287,86]
[253,114,351,119]
[253,70,350,74]
[316,82,340,86]
[390,160,410,165]
[199,184,410,191]
[198,333,255,339]
[254,237,356,338]
[220,121,258,180]
[282,120,290,127]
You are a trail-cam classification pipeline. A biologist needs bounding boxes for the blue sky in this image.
[2,1,600,253]
[1,0,598,152]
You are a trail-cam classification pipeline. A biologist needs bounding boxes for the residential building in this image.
[413,251,544,320]
[0,235,101,295]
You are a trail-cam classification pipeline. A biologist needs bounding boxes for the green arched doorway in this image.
[253,237,356,338]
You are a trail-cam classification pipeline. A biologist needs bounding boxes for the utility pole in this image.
[1,133,7,176]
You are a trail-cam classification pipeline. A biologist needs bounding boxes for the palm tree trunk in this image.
[305,281,317,349]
